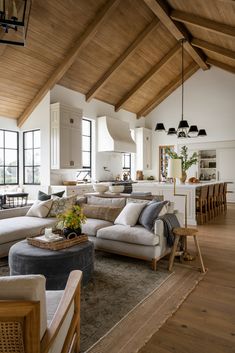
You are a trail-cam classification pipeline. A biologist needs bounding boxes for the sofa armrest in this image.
[0,206,31,219]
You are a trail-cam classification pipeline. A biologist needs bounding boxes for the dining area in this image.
[196,182,228,224]
[0,191,29,210]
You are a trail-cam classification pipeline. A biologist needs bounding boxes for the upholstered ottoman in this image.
[9,239,94,289]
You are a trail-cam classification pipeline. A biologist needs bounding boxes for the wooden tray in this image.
[27,234,88,250]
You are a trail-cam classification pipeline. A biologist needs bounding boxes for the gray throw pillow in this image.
[38,190,65,201]
[138,200,168,231]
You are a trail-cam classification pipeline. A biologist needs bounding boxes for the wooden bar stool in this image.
[196,186,209,224]
[218,183,224,214]
[222,182,228,212]
[168,227,206,273]
[207,185,214,220]
[213,183,220,217]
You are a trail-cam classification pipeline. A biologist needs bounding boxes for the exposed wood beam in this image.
[137,62,199,118]
[85,19,160,102]
[115,42,181,112]
[142,0,209,70]
[192,38,235,60]
[171,10,235,39]
[206,58,235,74]
[17,0,120,127]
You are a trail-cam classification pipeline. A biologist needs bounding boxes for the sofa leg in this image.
[151,258,157,271]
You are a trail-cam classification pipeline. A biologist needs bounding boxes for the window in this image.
[122,153,131,173]
[0,129,19,185]
[23,130,40,184]
[82,119,92,171]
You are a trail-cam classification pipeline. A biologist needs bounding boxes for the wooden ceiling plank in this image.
[85,18,160,102]
[142,0,209,70]
[192,38,235,60]
[115,42,181,112]
[137,62,199,118]
[17,0,120,127]
[171,10,235,39]
[206,58,235,74]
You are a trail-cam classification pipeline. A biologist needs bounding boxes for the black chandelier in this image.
[155,40,207,138]
[0,0,31,46]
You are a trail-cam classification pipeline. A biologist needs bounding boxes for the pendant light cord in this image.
[181,39,184,121]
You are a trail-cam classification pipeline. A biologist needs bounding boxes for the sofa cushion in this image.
[48,195,76,217]
[0,216,58,245]
[82,204,123,222]
[97,225,160,246]
[82,218,113,236]
[26,199,53,218]
[0,274,47,340]
[114,202,146,226]
[138,201,168,231]
[87,196,126,208]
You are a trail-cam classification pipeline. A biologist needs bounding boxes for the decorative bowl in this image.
[93,184,109,194]
[109,185,124,194]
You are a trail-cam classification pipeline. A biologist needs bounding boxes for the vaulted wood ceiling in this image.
[0,0,235,126]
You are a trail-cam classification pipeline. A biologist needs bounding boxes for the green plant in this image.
[166,146,198,172]
[57,205,86,230]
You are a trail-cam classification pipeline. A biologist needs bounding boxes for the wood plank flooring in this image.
[139,204,235,353]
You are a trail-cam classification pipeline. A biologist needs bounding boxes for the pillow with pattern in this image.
[48,195,77,217]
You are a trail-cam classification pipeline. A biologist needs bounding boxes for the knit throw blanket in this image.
[158,213,180,247]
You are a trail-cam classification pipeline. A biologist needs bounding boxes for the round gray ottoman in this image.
[9,239,94,289]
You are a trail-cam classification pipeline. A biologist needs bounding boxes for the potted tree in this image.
[166,146,198,183]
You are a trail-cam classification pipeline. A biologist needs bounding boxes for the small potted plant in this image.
[57,205,86,239]
[166,146,198,183]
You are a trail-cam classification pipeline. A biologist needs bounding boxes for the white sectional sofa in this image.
[0,207,58,258]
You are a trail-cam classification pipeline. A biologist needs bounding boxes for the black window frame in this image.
[23,129,41,185]
[82,118,92,174]
[0,129,19,185]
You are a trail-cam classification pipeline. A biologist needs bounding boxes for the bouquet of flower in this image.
[57,205,86,232]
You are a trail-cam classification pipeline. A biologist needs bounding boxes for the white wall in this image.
[51,85,145,181]
[20,92,51,186]
[0,117,18,130]
[145,66,235,179]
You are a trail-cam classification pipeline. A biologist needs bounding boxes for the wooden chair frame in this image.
[0,271,82,353]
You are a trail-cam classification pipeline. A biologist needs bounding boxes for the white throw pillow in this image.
[114,202,146,226]
[26,199,53,218]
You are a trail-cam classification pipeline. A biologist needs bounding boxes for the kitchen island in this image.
[133,181,224,225]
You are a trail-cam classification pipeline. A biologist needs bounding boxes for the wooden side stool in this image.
[168,227,206,273]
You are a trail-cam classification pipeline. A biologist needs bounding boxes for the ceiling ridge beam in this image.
[142,0,209,70]
[171,10,235,39]
[85,18,160,102]
[17,0,121,127]
[115,42,181,112]
[192,38,235,60]
[206,58,235,74]
[137,62,199,118]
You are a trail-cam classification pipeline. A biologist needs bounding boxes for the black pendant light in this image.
[155,39,207,138]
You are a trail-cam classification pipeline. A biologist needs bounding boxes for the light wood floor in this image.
[139,204,235,353]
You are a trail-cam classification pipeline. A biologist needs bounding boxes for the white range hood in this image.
[97,116,136,153]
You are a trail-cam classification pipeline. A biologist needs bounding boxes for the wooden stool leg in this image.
[168,235,180,272]
[193,236,206,273]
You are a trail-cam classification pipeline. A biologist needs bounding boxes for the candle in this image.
[44,228,52,239]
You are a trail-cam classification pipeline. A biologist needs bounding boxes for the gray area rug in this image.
[0,252,171,353]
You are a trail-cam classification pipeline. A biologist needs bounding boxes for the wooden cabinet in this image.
[50,184,94,197]
[50,103,82,169]
[135,128,152,170]
[159,145,174,181]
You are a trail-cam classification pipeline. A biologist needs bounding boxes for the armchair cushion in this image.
[0,274,47,340]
